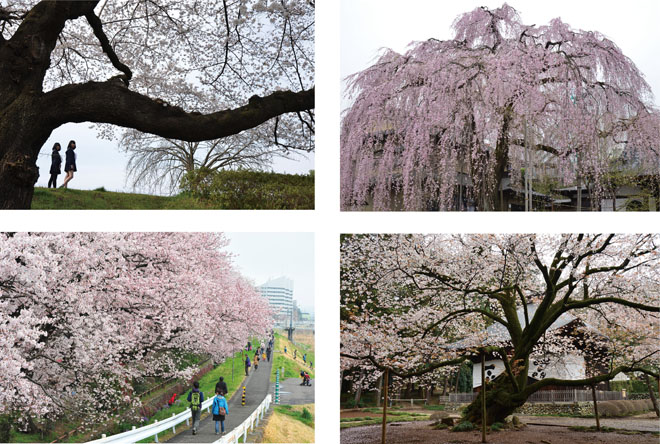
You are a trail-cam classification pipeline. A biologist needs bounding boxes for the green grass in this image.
[135,350,249,443]
[422,405,446,411]
[271,333,315,382]
[339,413,430,429]
[273,406,315,428]
[32,187,206,209]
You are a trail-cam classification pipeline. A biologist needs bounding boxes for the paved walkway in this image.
[275,377,315,405]
[519,414,660,432]
[167,357,273,443]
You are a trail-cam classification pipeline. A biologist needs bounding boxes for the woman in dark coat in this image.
[61,140,77,188]
[48,143,62,188]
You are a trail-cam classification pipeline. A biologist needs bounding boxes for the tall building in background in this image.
[258,277,294,325]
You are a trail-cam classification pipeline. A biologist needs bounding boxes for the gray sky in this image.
[341,0,660,109]
[224,232,314,315]
[36,124,314,193]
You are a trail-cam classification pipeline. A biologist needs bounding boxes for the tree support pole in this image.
[382,368,389,444]
[481,352,487,443]
[591,384,600,431]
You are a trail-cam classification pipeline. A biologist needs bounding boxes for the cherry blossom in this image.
[0,232,271,426]
[341,234,659,423]
[341,4,660,211]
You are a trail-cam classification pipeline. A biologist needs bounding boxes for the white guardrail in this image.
[212,394,271,444]
[87,394,271,444]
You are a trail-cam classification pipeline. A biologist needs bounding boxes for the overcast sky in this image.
[341,0,660,109]
[36,124,314,193]
[224,232,314,315]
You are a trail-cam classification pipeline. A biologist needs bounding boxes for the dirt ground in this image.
[340,420,660,444]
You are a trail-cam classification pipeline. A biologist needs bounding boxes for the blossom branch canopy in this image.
[0,232,272,424]
[340,3,660,211]
[341,234,660,389]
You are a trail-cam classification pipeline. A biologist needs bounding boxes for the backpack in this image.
[213,396,227,416]
[190,391,201,411]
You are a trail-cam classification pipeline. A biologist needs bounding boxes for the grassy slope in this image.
[31,187,205,209]
[138,350,249,443]
[261,404,315,443]
[9,351,247,443]
[271,332,315,382]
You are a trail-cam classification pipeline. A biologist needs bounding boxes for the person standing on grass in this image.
[215,376,228,396]
[245,355,251,376]
[212,388,229,435]
[60,140,77,188]
[187,381,204,435]
[48,143,62,188]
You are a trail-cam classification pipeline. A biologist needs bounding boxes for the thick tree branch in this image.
[84,11,132,85]
[524,364,659,396]
[42,81,314,141]
[341,352,467,378]
[563,297,660,313]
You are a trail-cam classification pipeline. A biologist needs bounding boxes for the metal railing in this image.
[441,390,623,404]
[87,394,272,444]
[212,394,272,444]
[88,397,214,443]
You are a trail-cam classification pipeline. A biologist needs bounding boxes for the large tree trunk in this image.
[463,377,528,425]
[0,1,314,209]
[0,100,54,208]
[492,106,512,212]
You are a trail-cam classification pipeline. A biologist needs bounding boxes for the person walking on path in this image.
[60,140,77,188]
[254,353,259,371]
[212,389,229,435]
[245,356,251,376]
[187,381,204,435]
[266,346,271,362]
[215,376,228,396]
[48,143,62,188]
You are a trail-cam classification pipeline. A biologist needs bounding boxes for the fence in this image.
[390,398,428,407]
[88,397,214,443]
[87,394,272,444]
[212,394,272,444]
[440,390,623,404]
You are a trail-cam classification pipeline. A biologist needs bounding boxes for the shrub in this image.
[343,399,364,409]
[598,401,618,417]
[632,400,646,412]
[180,168,314,209]
[301,407,313,420]
[490,421,504,431]
[452,421,475,432]
[619,400,635,415]
[93,186,107,192]
[0,415,10,443]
